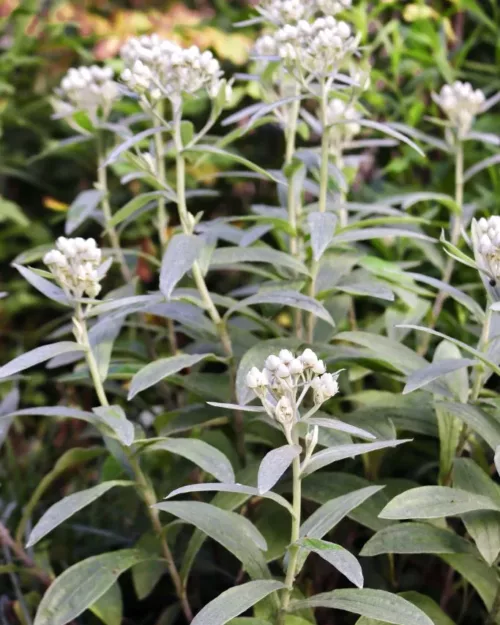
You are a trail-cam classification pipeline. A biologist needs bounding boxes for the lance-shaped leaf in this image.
[464,153,500,182]
[435,401,500,450]
[308,212,337,261]
[307,417,375,441]
[226,290,334,327]
[403,358,477,395]
[332,227,433,245]
[160,234,205,299]
[165,483,294,516]
[295,538,363,588]
[288,588,433,625]
[302,439,409,477]
[147,438,235,484]
[257,445,301,494]
[379,486,500,520]
[27,481,134,548]
[0,342,84,379]
[14,264,71,306]
[154,501,270,580]
[92,406,134,447]
[108,191,172,229]
[128,353,214,399]
[441,553,499,611]
[33,550,151,625]
[210,247,308,275]
[65,189,104,235]
[360,521,476,557]
[191,580,285,625]
[207,401,264,413]
[103,127,167,166]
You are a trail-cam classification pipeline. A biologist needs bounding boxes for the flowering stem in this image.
[154,100,169,251]
[279,428,302,623]
[172,108,246,464]
[75,305,193,622]
[419,140,464,356]
[471,306,492,402]
[96,133,131,282]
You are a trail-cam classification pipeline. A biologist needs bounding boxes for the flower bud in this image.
[300,348,318,367]
[279,349,294,364]
[276,363,291,378]
[246,366,264,389]
[275,396,294,425]
[288,358,304,375]
[265,354,281,371]
[312,360,326,375]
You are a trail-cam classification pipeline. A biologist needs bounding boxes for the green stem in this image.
[76,306,192,622]
[97,133,131,282]
[154,100,169,251]
[471,306,492,402]
[318,83,330,215]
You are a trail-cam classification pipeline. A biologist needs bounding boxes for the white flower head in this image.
[43,237,106,301]
[300,348,319,368]
[55,65,118,120]
[256,0,351,24]
[326,97,361,147]
[312,372,339,405]
[433,81,485,137]
[471,217,500,287]
[120,35,225,103]
[246,366,269,389]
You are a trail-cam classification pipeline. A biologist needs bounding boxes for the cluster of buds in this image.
[257,0,351,24]
[433,81,485,138]
[43,237,104,300]
[471,217,500,284]
[254,17,358,76]
[246,348,340,437]
[120,34,229,104]
[325,98,361,148]
[54,65,118,120]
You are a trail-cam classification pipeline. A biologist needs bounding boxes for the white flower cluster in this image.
[246,348,339,434]
[254,17,358,75]
[472,217,500,282]
[120,34,228,103]
[43,237,104,300]
[326,98,361,147]
[55,65,118,119]
[434,81,485,137]
[257,0,351,24]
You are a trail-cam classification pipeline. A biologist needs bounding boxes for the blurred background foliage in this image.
[1,0,500,623]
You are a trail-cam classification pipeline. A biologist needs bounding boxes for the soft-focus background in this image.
[1,1,500,623]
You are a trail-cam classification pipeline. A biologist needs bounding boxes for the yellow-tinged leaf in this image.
[43,197,68,212]
[443,17,457,42]
[403,4,439,21]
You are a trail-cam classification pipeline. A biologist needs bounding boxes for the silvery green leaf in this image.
[88,316,124,381]
[160,234,205,299]
[296,538,363,588]
[27,480,134,548]
[240,224,273,247]
[307,417,375,441]
[65,189,104,235]
[360,521,476,557]
[302,439,409,477]
[0,388,19,448]
[103,127,167,166]
[88,294,164,317]
[146,302,214,334]
[257,445,301,494]
[289,589,433,625]
[14,264,71,306]
[147,438,235,483]
[226,290,334,326]
[355,119,425,157]
[465,131,500,146]
[387,121,450,151]
[403,358,477,395]
[245,95,305,129]
[128,353,214,399]
[453,458,500,565]
[108,191,173,229]
[379,486,500,520]
[210,247,308,275]
[334,279,394,301]
[0,342,83,379]
[154,501,270,580]
[385,191,459,214]
[191,580,285,625]
[165,483,294,516]
[354,591,455,625]
[222,102,265,126]
[1,406,97,425]
[207,402,264,413]
[307,212,337,261]
[33,550,150,625]
[92,405,134,446]
[90,581,122,625]
[441,554,498,611]
[300,486,384,540]
[496,447,500,477]
[332,227,433,244]
[464,153,500,182]
[434,401,500,450]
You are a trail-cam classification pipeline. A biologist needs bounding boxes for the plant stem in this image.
[97,133,131,283]
[172,109,246,464]
[154,100,169,251]
[76,306,193,622]
[419,140,464,356]
[471,306,492,402]
[0,522,52,586]
[279,429,302,623]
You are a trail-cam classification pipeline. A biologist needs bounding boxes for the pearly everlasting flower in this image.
[279,349,294,364]
[312,372,339,404]
[471,217,500,284]
[265,354,281,371]
[300,348,319,368]
[325,98,361,148]
[256,0,351,24]
[246,366,269,389]
[120,35,227,104]
[275,396,294,425]
[433,81,485,138]
[44,237,106,300]
[54,65,118,121]
[316,0,351,15]
[312,359,326,375]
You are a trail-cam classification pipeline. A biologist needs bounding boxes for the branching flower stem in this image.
[75,304,193,622]
[172,107,246,463]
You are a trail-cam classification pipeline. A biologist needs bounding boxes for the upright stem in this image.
[172,109,246,463]
[279,429,302,623]
[97,133,131,282]
[471,306,492,402]
[419,140,464,356]
[76,306,192,622]
[154,100,169,251]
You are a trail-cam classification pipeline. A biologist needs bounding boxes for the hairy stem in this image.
[76,306,193,622]
[154,100,169,251]
[97,133,131,282]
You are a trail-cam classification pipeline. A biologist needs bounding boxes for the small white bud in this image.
[276,363,291,378]
[288,358,304,375]
[265,354,281,371]
[312,360,326,375]
[279,349,294,364]
[300,348,318,367]
[275,396,294,425]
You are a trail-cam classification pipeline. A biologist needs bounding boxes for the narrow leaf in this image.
[308,212,337,261]
[92,406,134,446]
[65,189,103,235]
[307,417,375,441]
[296,538,363,588]
[210,247,308,275]
[14,264,71,306]
[160,234,205,299]
[404,359,477,395]
[257,445,301,494]
[0,342,83,379]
